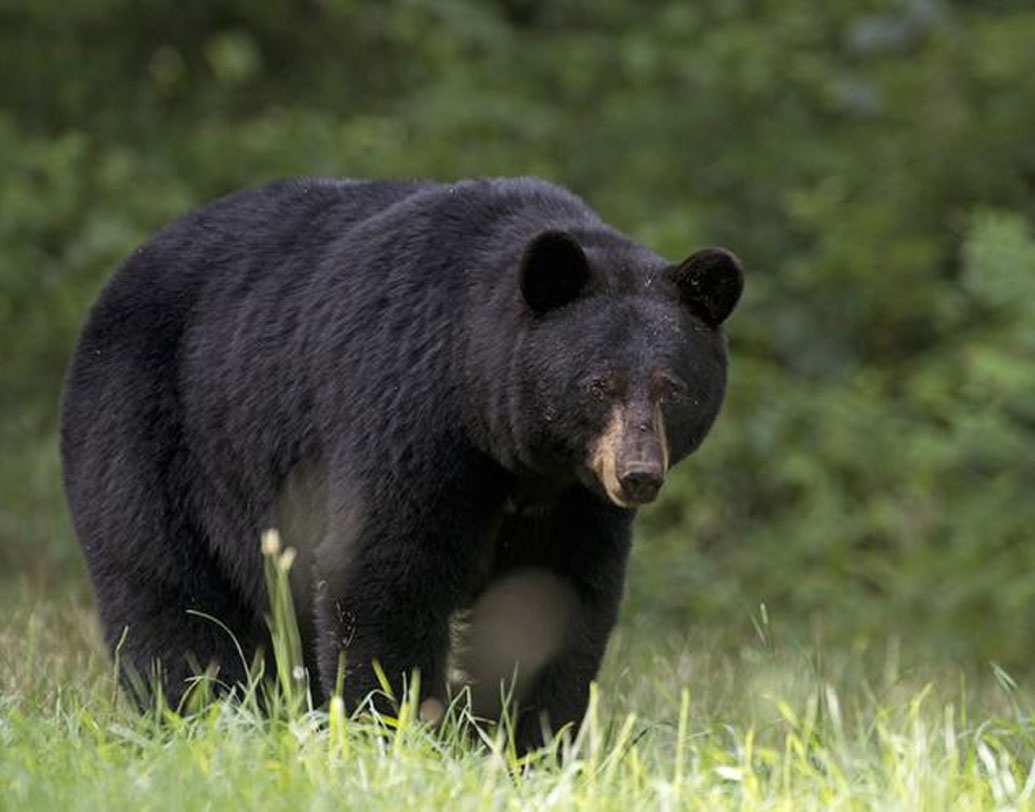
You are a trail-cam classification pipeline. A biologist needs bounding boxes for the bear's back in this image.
[60,175,601,488]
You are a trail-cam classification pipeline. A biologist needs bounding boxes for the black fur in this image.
[60,177,742,749]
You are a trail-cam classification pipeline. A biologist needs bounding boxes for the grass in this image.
[4,549,1035,812]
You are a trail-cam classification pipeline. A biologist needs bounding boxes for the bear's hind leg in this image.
[95,565,270,711]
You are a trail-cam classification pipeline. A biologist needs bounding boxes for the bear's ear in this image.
[670,247,744,327]
[520,230,591,316]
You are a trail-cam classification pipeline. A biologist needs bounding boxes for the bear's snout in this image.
[588,402,669,507]
[617,464,664,505]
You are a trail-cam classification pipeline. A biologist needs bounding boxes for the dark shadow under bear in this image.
[60,177,743,749]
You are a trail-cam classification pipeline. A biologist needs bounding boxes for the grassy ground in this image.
[4,562,1035,812]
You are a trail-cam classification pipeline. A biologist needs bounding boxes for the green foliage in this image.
[636,210,1035,664]
[1,0,1034,665]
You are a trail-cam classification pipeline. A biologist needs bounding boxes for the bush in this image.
[2,0,1033,665]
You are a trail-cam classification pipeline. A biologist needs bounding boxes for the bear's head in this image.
[514,229,743,508]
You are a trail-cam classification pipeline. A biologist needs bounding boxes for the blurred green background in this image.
[2,0,1033,669]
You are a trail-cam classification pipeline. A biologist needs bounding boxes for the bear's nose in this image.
[618,466,663,505]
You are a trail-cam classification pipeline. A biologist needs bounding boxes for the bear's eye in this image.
[586,375,619,401]
[656,373,689,404]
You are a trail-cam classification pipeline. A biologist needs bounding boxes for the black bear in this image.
[60,177,742,748]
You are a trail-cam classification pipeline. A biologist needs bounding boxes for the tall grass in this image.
[2,536,1035,810]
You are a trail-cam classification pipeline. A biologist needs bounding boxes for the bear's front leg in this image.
[311,471,497,719]
[476,488,635,753]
